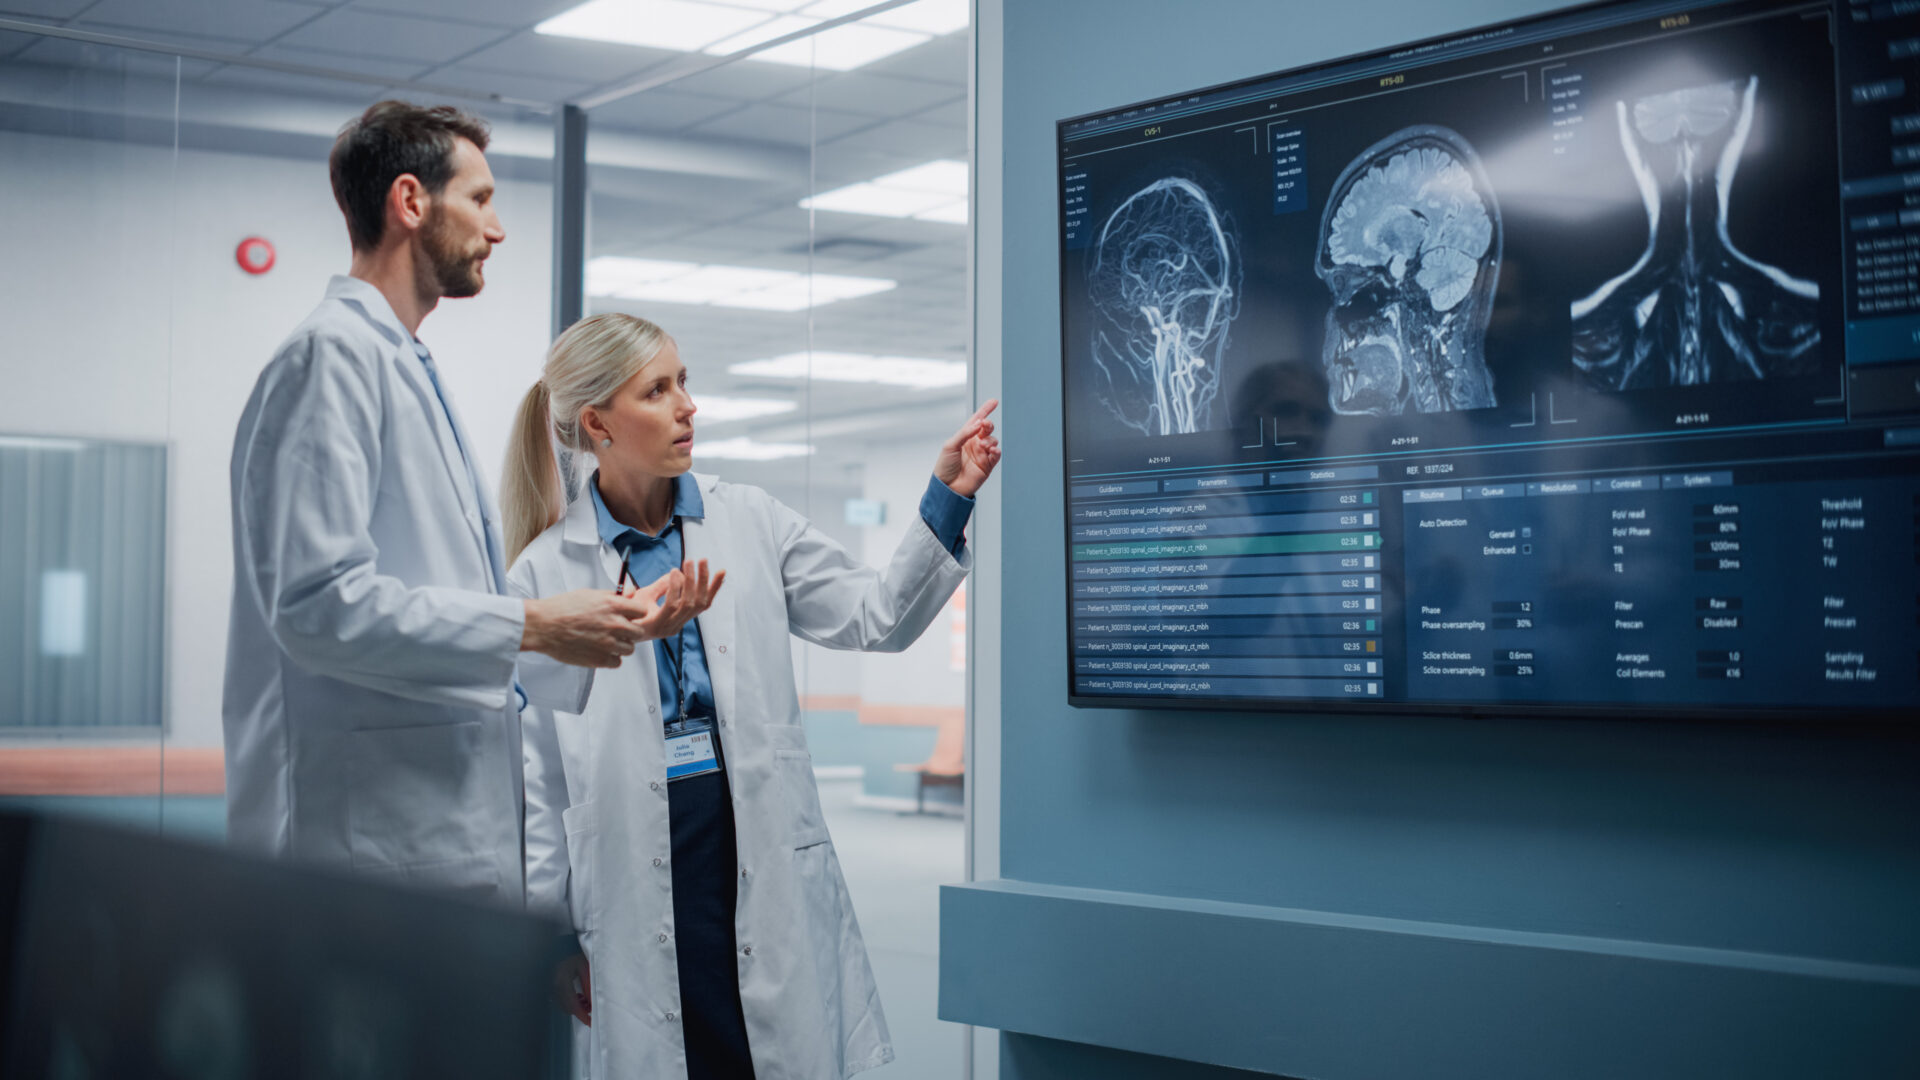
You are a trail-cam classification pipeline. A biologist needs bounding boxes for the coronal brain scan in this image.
[1088,177,1242,436]
[1571,77,1821,389]
[1317,126,1501,416]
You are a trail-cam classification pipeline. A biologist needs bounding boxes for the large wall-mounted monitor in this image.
[1058,0,1920,718]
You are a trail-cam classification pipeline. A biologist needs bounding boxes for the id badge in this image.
[664,718,721,782]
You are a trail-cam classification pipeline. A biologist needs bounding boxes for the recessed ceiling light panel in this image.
[801,159,970,223]
[536,0,772,51]
[692,436,815,460]
[588,256,895,311]
[689,395,798,422]
[729,351,967,389]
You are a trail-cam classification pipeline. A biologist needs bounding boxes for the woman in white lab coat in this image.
[500,313,999,1080]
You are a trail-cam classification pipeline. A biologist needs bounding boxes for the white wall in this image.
[0,129,553,749]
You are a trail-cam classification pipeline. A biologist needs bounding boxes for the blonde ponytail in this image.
[502,379,561,564]
[499,313,672,564]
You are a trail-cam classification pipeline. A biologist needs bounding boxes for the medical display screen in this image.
[1058,0,1920,718]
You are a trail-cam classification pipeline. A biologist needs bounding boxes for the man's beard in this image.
[420,207,487,298]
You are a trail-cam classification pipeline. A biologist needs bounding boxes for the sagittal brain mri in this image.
[1317,125,1502,416]
[1571,77,1821,389]
[1089,177,1242,436]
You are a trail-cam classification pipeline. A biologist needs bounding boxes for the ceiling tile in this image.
[689,102,872,147]
[349,0,578,30]
[11,32,229,76]
[0,0,99,17]
[588,88,739,133]
[275,8,511,65]
[459,30,672,85]
[660,60,818,104]
[904,92,964,128]
[771,70,958,117]
[76,0,325,45]
[664,224,806,252]
[425,62,591,104]
[0,28,43,55]
[197,64,398,100]
[856,30,965,83]
[819,117,962,159]
[244,42,434,80]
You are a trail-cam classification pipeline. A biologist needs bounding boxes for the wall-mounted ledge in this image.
[939,878,1920,1079]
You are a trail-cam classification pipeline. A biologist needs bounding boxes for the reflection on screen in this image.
[1059,0,1920,718]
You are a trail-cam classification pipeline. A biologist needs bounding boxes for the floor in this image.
[817,776,967,1080]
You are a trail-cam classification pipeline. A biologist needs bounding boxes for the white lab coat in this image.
[510,471,969,1080]
[223,275,527,904]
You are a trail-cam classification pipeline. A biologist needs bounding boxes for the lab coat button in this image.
[650,782,661,792]
[742,946,752,956]
[647,704,657,715]
[717,644,727,653]
[664,1011,675,1022]
[658,933,668,943]
[652,857,663,867]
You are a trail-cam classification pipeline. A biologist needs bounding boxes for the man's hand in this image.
[553,951,591,1026]
[934,399,1002,498]
[521,588,655,668]
[627,559,725,642]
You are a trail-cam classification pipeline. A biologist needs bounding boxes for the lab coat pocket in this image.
[561,800,599,932]
[768,726,831,848]
[346,719,496,890]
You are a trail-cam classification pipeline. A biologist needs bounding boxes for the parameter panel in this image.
[1059,0,1920,718]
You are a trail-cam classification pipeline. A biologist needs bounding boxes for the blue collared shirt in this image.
[591,472,717,725]
[590,472,975,724]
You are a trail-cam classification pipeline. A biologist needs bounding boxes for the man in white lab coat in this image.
[224,101,673,902]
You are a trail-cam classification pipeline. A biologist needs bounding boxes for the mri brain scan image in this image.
[1089,177,1242,436]
[1317,125,1501,416]
[1571,77,1821,389]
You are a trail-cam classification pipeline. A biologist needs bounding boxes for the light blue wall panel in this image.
[947,1,1920,1075]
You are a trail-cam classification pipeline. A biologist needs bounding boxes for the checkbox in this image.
[1522,544,1532,555]
[1365,576,1376,588]
[1365,597,1377,610]
[1521,526,1532,538]
[1364,555,1376,568]
[1367,682,1379,694]
[1367,661,1377,674]
[1363,513,1375,525]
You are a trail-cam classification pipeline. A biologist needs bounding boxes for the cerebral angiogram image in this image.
[1088,177,1242,436]
[1316,125,1502,416]
[1570,77,1820,389]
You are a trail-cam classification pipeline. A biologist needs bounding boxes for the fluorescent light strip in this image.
[537,0,966,70]
[588,256,894,312]
[728,351,967,389]
[692,436,815,460]
[536,0,771,51]
[691,395,798,422]
[801,158,968,223]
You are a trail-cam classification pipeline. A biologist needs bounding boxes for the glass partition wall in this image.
[0,30,552,844]
[578,3,974,1074]
[1,4,973,1074]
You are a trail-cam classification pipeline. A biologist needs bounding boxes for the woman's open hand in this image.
[624,558,725,640]
[934,399,1001,498]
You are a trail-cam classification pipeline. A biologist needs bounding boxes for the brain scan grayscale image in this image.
[1317,125,1501,416]
[1088,177,1242,436]
[1571,77,1821,389]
